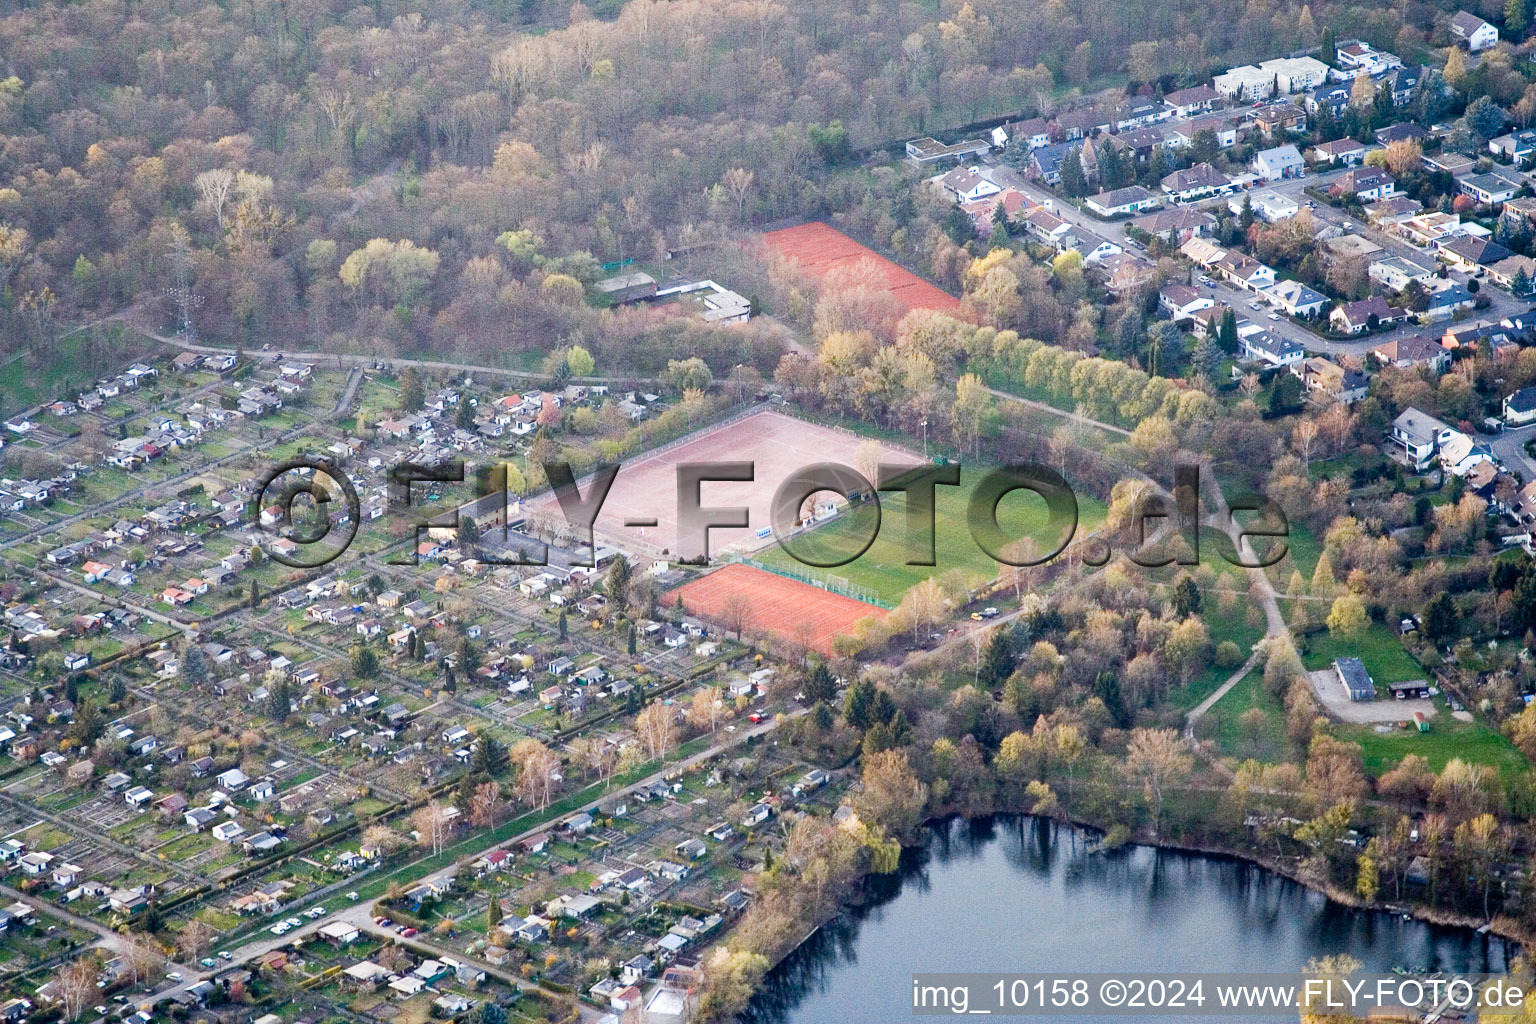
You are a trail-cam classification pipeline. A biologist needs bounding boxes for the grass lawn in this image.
[1300,623,1424,688]
[1201,670,1289,761]
[1333,710,1527,784]
[1276,521,1322,582]
[753,467,1108,604]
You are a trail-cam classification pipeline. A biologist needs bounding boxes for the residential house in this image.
[1213,252,1277,291]
[1159,163,1232,203]
[1083,185,1160,217]
[1098,253,1157,292]
[1330,167,1395,200]
[1373,335,1450,372]
[1459,170,1523,206]
[1368,255,1437,292]
[1230,191,1299,222]
[1491,129,1536,164]
[1159,285,1215,321]
[1380,67,1425,106]
[1330,296,1404,334]
[1214,66,1276,101]
[1252,144,1305,181]
[1265,280,1329,318]
[1424,280,1477,319]
[1390,408,1453,471]
[1313,138,1368,165]
[1439,236,1514,272]
[1239,330,1305,368]
[1488,254,1536,292]
[1128,207,1217,243]
[1506,387,1536,426]
[1298,357,1369,404]
[1450,10,1498,50]
[938,166,1000,204]
[1365,196,1423,225]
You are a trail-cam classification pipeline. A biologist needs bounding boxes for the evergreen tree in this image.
[1509,0,1529,36]
[181,642,208,687]
[268,677,291,720]
[1266,373,1303,415]
[487,894,503,932]
[455,399,476,430]
[978,630,1015,691]
[1423,591,1459,641]
[606,554,632,599]
[398,367,425,411]
[1218,307,1239,355]
[1320,26,1337,66]
[473,734,507,775]
[107,675,127,705]
[1172,573,1203,617]
[844,678,877,730]
[1513,267,1532,298]
[250,580,261,608]
[1059,146,1087,197]
[457,515,480,546]
[627,624,637,655]
[1191,335,1223,383]
[1094,671,1129,727]
[803,660,836,705]
[558,609,567,639]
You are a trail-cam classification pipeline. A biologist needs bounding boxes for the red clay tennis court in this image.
[763,221,962,317]
[665,562,886,656]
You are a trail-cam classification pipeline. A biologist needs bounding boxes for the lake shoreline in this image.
[959,807,1533,950]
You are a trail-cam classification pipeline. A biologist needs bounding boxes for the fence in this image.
[731,554,894,609]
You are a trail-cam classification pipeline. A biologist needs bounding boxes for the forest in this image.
[0,0,1506,385]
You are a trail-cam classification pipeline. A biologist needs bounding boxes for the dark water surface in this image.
[743,815,1514,1023]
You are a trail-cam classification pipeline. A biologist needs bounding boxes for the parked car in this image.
[346,892,360,901]
[218,952,232,961]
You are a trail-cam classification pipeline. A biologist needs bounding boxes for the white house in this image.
[1450,10,1498,50]
[1240,330,1305,368]
[1214,65,1276,101]
[1229,191,1300,223]
[1252,144,1305,182]
[1083,185,1160,217]
[938,166,1000,204]
[1506,387,1536,426]
[1265,280,1329,318]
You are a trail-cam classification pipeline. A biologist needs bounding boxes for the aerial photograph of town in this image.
[24,0,1536,1020]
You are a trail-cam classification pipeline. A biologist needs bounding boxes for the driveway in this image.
[1307,668,1437,723]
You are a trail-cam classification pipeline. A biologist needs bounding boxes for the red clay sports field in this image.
[762,221,962,318]
[525,409,918,561]
[665,562,887,656]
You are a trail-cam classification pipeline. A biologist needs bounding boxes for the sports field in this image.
[665,563,886,655]
[763,222,962,317]
[524,409,920,560]
[753,468,1108,605]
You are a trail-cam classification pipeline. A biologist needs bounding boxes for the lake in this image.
[744,815,1514,1023]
